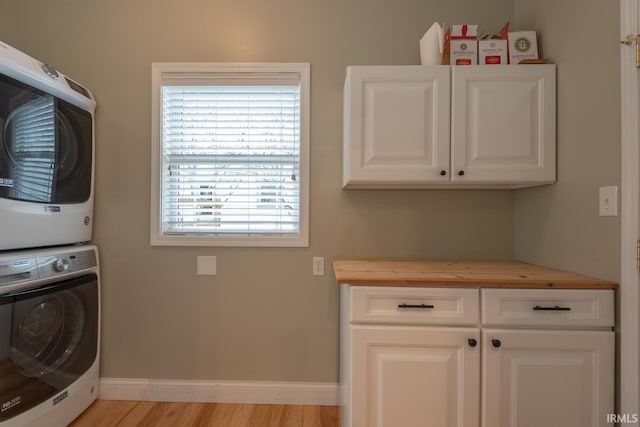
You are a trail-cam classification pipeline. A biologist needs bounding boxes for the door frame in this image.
[620,0,640,416]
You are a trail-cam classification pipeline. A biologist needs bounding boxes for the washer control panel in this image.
[0,247,98,290]
[0,258,38,288]
[37,249,97,280]
[53,258,70,272]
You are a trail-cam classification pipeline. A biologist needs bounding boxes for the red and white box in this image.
[479,39,508,64]
[450,25,478,65]
[478,22,509,64]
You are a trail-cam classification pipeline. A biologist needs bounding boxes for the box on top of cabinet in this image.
[479,21,509,65]
[444,25,478,65]
[479,39,508,64]
[508,31,539,64]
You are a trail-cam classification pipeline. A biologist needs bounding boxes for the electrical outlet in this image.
[312,257,325,276]
[599,186,618,217]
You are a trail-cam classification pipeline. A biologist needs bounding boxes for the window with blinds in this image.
[151,63,310,247]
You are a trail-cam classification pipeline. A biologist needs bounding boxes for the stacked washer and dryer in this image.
[0,41,100,426]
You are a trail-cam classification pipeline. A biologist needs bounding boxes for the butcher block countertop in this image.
[333,258,619,289]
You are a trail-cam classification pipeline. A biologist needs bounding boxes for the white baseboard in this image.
[98,378,340,406]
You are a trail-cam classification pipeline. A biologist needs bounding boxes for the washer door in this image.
[11,290,85,378]
[0,274,98,422]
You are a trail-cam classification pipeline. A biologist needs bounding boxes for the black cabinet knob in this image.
[458,170,465,176]
[492,339,501,348]
[468,338,477,348]
[440,170,447,176]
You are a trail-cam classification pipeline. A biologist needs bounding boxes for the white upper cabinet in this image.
[343,65,556,189]
[451,65,556,185]
[343,66,451,188]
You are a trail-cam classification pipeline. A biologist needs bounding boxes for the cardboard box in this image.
[441,27,451,65]
[479,39,508,64]
[508,31,539,64]
[450,25,477,65]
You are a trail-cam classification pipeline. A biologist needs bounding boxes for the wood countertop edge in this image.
[332,258,619,290]
[336,280,618,289]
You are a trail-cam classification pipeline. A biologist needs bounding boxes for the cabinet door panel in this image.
[451,65,555,185]
[343,66,450,188]
[482,329,614,427]
[352,325,479,427]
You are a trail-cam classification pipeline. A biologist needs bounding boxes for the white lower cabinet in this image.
[481,288,615,427]
[341,286,615,427]
[351,325,480,427]
[482,329,614,427]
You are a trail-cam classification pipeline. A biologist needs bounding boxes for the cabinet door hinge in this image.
[637,240,640,272]
[620,34,640,68]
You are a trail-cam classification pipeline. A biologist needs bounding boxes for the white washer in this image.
[0,244,100,426]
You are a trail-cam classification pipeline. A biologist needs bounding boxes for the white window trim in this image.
[150,62,310,247]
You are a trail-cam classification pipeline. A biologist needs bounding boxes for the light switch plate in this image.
[599,186,618,217]
[197,256,217,275]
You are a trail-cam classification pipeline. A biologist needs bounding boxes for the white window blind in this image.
[151,63,310,247]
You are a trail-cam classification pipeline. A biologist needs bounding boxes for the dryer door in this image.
[0,72,92,204]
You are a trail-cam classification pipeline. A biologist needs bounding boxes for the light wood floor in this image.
[70,400,341,427]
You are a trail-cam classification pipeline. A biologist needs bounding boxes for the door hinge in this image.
[637,240,640,272]
[620,34,640,68]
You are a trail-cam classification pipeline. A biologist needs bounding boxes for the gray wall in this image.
[513,0,621,282]
[0,0,581,384]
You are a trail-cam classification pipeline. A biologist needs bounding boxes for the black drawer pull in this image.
[398,303,435,309]
[533,305,571,311]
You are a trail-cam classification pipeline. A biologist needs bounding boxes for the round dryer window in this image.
[2,95,79,179]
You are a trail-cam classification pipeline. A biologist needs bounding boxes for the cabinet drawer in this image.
[350,286,479,325]
[481,289,614,327]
